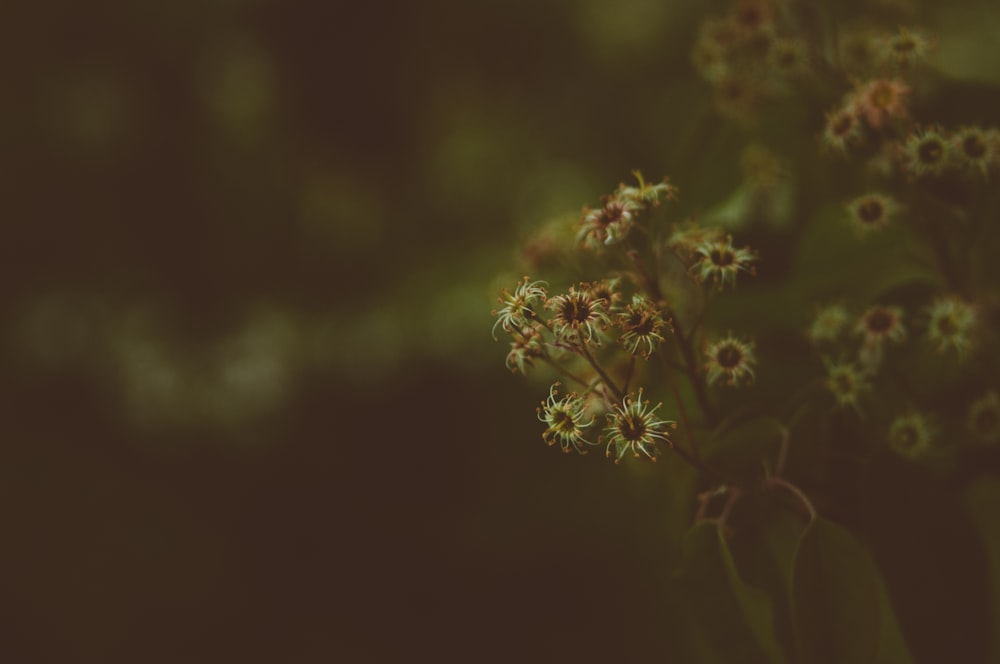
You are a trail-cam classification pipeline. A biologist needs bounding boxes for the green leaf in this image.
[674,522,789,664]
[791,518,914,664]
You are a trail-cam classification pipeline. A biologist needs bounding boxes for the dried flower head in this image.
[888,413,934,459]
[667,221,724,263]
[845,193,901,236]
[616,171,678,208]
[825,359,871,409]
[578,197,641,248]
[492,277,548,340]
[926,296,977,357]
[878,27,933,70]
[855,305,906,348]
[905,129,951,176]
[505,324,545,374]
[705,335,756,387]
[586,278,624,312]
[808,304,850,344]
[602,389,676,463]
[692,235,758,288]
[546,283,611,345]
[537,383,596,454]
[618,295,671,358]
[822,106,864,153]
[967,391,1000,445]
[854,78,910,129]
[953,126,995,177]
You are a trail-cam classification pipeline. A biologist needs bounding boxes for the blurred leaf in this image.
[674,522,789,664]
[791,518,913,664]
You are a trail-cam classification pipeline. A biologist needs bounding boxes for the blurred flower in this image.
[808,304,850,344]
[854,78,910,130]
[926,296,976,357]
[904,129,951,176]
[877,27,933,70]
[578,198,640,248]
[953,126,995,177]
[505,324,546,374]
[822,106,863,153]
[845,193,901,236]
[967,391,1000,445]
[855,305,906,348]
[537,383,596,454]
[888,413,934,459]
[704,334,756,387]
[603,389,675,463]
[825,359,871,409]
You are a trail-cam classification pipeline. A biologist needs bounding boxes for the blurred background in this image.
[3,0,1000,661]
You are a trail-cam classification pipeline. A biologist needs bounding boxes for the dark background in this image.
[3,0,1000,661]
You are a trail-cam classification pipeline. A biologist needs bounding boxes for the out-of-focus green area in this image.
[3,0,1000,661]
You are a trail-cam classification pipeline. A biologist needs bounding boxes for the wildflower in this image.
[904,129,951,176]
[808,304,850,344]
[854,78,910,130]
[505,324,545,374]
[547,283,611,345]
[692,235,758,289]
[704,335,756,387]
[586,278,624,312]
[492,277,547,340]
[855,305,906,348]
[953,126,995,177]
[537,383,596,454]
[602,388,676,463]
[822,106,863,153]
[878,27,933,70]
[926,296,976,357]
[667,221,724,263]
[967,391,1000,445]
[617,295,671,359]
[578,197,641,248]
[888,413,934,459]
[845,193,901,236]
[616,171,678,208]
[825,359,871,409]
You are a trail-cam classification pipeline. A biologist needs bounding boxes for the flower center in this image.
[896,426,918,449]
[832,113,854,136]
[716,345,743,368]
[917,138,944,164]
[621,414,647,441]
[552,409,576,432]
[936,315,959,336]
[866,309,895,333]
[963,134,987,159]
[710,249,735,267]
[858,199,884,223]
[561,296,592,324]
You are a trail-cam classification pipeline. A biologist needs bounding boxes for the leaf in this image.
[791,518,914,664]
[674,522,789,664]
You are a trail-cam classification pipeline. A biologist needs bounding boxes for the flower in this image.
[855,305,906,348]
[704,335,756,387]
[808,304,850,344]
[617,295,671,358]
[602,389,676,463]
[888,413,934,459]
[616,171,678,208]
[904,129,951,176]
[822,106,863,153]
[537,383,596,454]
[505,324,545,374]
[854,78,910,129]
[953,126,995,177]
[492,277,548,340]
[926,296,977,357]
[667,221,724,263]
[692,235,758,289]
[845,193,901,236]
[824,359,870,409]
[967,391,1000,445]
[546,283,611,345]
[878,27,933,70]
[577,197,641,248]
